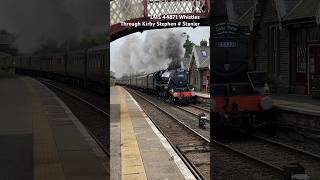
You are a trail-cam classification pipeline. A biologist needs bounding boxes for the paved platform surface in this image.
[0,77,107,180]
[195,92,210,98]
[272,94,320,116]
[110,86,196,180]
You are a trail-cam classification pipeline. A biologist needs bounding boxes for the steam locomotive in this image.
[116,68,195,103]
[212,22,273,130]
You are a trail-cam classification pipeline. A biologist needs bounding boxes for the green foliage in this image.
[183,35,194,58]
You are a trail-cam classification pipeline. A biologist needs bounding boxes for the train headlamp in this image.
[260,96,273,110]
[173,92,179,97]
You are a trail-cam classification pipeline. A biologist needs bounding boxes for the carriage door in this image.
[309,45,320,94]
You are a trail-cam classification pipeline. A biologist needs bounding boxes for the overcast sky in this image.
[110,26,210,72]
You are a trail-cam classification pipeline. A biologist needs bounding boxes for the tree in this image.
[183,35,194,58]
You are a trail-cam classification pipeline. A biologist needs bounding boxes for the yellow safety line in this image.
[23,78,66,180]
[119,87,147,180]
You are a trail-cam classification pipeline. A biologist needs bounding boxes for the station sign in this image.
[213,22,240,35]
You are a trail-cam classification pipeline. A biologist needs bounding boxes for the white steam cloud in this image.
[111,29,187,78]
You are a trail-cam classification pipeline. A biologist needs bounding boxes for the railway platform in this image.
[272,94,320,116]
[272,94,320,134]
[0,76,107,180]
[194,92,210,104]
[194,92,210,98]
[110,86,196,180]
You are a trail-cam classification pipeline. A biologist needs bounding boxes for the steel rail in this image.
[253,135,320,160]
[174,105,210,123]
[41,80,110,157]
[190,104,210,113]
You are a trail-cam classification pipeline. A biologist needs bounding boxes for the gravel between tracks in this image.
[258,128,320,158]
[211,144,283,180]
[221,135,320,179]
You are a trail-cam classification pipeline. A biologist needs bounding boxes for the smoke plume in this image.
[0,0,105,53]
[111,29,186,78]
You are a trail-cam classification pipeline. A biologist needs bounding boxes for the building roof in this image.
[276,0,301,18]
[283,0,320,23]
[190,44,210,69]
[232,0,256,19]
[237,0,303,30]
[238,6,256,28]
[227,0,256,27]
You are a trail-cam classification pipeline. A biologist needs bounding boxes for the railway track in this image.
[175,105,210,122]
[41,80,110,157]
[217,130,320,179]
[129,88,210,140]
[242,134,320,178]
[125,87,285,180]
[190,104,210,113]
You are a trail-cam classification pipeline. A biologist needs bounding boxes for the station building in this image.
[187,40,210,93]
[247,0,320,95]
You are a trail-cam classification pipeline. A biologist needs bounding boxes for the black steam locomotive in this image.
[212,22,273,129]
[117,68,194,103]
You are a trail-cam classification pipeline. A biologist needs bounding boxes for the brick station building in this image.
[242,0,320,95]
